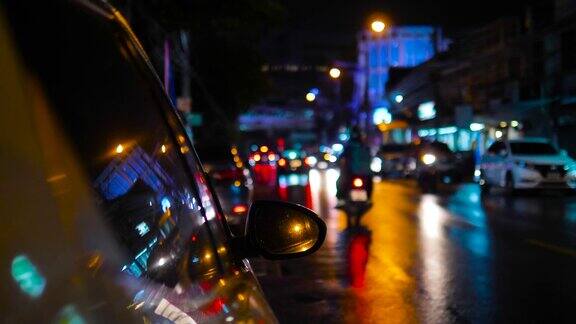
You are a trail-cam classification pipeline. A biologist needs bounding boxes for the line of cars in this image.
[372,137,576,195]
[198,145,320,231]
[371,140,473,193]
[211,136,576,212]
[246,145,340,189]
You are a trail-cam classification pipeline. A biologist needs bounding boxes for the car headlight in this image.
[566,166,576,179]
[421,153,436,165]
[564,163,576,172]
[371,157,382,173]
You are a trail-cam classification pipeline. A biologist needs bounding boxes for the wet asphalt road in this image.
[251,169,576,323]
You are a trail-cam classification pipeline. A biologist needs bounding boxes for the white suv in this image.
[479,138,576,193]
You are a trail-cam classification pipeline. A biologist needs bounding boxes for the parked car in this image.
[196,145,253,236]
[0,1,325,322]
[479,138,576,193]
[372,143,416,178]
[414,141,464,192]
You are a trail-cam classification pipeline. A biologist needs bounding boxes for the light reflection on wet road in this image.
[253,169,576,323]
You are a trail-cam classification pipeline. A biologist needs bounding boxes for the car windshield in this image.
[510,142,558,155]
[420,141,452,155]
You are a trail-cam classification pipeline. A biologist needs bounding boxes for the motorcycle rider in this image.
[336,126,373,205]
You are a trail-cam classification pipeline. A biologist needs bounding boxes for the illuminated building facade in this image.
[354,26,449,113]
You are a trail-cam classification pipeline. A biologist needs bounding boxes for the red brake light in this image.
[232,205,248,214]
[212,169,242,181]
[353,178,364,188]
[203,297,225,315]
[304,156,317,166]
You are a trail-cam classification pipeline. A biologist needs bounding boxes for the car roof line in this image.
[73,0,115,19]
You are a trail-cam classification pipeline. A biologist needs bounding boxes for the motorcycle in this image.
[337,175,373,227]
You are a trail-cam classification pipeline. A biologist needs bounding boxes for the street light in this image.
[329,67,341,79]
[360,18,387,132]
[305,92,316,102]
[370,20,386,33]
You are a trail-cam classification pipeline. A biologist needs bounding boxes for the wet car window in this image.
[510,142,558,155]
[9,2,233,320]
[179,146,236,267]
[159,114,236,254]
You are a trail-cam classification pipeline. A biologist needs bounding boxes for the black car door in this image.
[2,1,276,322]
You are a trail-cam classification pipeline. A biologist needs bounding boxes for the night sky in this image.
[279,0,538,35]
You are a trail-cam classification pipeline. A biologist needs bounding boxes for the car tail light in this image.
[212,169,242,181]
[232,204,248,214]
[353,177,364,188]
[202,297,226,315]
[305,156,317,167]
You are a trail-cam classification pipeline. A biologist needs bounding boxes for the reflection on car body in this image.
[197,145,253,236]
[0,1,325,322]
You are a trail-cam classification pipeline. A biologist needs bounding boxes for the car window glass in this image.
[180,144,236,265]
[159,108,235,265]
[496,142,507,155]
[487,143,497,154]
[488,142,505,155]
[510,142,558,155]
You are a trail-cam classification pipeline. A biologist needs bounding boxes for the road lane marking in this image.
[526,239,576,258]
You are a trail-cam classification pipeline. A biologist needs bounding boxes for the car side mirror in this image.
[232,200,326,260]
